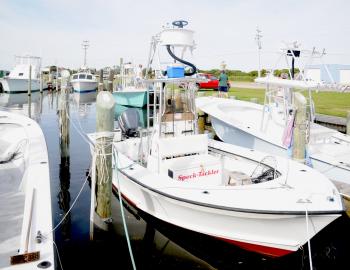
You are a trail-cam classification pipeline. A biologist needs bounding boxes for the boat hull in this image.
[113,90,147,108]
[113,168,340,258]
[197,97,350,185]
[0,78,46,93]
[71,81,97,93]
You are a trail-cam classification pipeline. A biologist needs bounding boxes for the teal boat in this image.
[113,88,147,108]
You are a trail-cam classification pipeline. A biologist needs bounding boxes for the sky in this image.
[1,0,350,71]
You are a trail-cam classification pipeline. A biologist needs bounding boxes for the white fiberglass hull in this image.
[0,111,54,269]
[109,138,342,258]
[71,80,97,93]
[0,78,44,93]
[197,97,350,185]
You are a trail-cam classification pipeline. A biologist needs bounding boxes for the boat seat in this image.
[158,134,208,159]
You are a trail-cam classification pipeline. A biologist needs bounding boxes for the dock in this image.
[315,114,347,133]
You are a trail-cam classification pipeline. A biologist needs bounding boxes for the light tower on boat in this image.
[82,40,90,68]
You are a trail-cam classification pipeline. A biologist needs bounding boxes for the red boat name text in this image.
[177,169,219,181]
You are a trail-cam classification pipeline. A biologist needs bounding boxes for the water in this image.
[1,91,350,269]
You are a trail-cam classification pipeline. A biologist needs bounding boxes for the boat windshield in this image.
[79,74,86,79]
[73,75,78,79]
[87,75,92,80]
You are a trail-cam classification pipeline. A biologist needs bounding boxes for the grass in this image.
[198,87,350,118]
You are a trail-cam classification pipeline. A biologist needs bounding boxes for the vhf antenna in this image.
[255,27,263,77]
[82,40,90,67]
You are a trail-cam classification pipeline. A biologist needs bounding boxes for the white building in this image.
[305,64,350,84]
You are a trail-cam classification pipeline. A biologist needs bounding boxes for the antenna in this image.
[82,40,90,67]
[255,27,263,77]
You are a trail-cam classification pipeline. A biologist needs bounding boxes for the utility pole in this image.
[255,27,262,78]
[82,40,90,67]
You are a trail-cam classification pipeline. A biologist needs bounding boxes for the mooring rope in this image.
[113,148,137,270]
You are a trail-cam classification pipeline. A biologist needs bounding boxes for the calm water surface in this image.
[1,91,349,270]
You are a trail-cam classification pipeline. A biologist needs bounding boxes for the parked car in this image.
[196,73,231,90]
[196,73,219,90]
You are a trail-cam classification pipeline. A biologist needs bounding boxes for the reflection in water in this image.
[72,92,96,118]
[58,155,71,240]
[0,92,44,120]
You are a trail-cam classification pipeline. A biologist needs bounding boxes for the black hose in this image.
[166,45,197,76]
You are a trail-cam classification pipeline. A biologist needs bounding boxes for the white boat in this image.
[0,111,54,269]
[0,56,47,93]
[196,83,350,185]
[89,22,343,258]
[71,72,98,93]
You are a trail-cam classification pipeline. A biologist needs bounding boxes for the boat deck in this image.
[0,163,25,268]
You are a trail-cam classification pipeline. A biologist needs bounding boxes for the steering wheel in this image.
[172,20,188,28]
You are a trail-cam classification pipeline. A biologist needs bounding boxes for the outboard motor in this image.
[118,108,140,137]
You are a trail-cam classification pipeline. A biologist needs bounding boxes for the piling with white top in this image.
[93,91,115,228]
[292,92,307,162]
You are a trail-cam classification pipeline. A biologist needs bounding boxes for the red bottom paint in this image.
[216,237,294,257]
[112,184,294,258]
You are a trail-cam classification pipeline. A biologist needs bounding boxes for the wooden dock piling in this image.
[107,70,114,92]
[98,69,104,92]
[292,92,307,163]
[58,85,70,159]
[92,91,115,231]
[39,71,43,93]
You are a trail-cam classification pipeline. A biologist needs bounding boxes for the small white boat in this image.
[71,72,98,93]
[110,132,343,257]
[0,111,54,269]
[0,56,46,93]
[89,22,343,258]
[196,86,350,185]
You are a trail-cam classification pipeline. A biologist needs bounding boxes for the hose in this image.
[166,45,197,76]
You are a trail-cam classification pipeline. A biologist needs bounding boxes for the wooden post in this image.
[39,71,43,93]
[94,91,115,227]
[58,86,70,159]
[98,69,104,91]
[28,65,32,96]
[347,111,350,135]
[197,109,205,134]
[58,84,71,239]
[292,92,307,163]
[107,70,114,92]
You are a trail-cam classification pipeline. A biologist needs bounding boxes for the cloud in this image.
[0,0,349,71]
